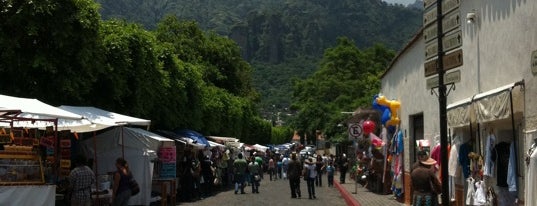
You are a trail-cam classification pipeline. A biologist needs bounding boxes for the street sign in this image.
[426,70,461,89]
[423,8,437,27]
[443,30,462,52]
[424,0,436,10]
[424,49,463,77]
[425,41,438,60]
[348,124,362,138]
[442,0,460,15]
[442,11,460,34]
[424,24,438,43]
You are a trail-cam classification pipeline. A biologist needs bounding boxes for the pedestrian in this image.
[277,155,283,179]
[254,152,264,179]
[412,150,430,171]
[268,156,275,181]
[338,153,349,184]
[69,154,96,206]
[315,155,325,187]
[282,155,290,179]
[411,157,442,206]
[326,161,335,187]
[304,157,317,199]
[287,152,302,198]
[112,157,133,206]
[198,152,214,198]
[248,156,261,193]
[233,153,248,194]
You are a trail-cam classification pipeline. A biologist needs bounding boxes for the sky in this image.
[383,0,417,6]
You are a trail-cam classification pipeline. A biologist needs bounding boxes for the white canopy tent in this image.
[0,94,87,129]
[79,127,173,206]
[58,106,151,133]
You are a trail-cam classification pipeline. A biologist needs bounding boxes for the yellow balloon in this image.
[376,95,390,107]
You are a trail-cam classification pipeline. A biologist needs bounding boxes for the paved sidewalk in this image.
[334,174,405,206]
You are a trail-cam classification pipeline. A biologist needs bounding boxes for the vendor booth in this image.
[79,127,174,205]
[0,95,88,206]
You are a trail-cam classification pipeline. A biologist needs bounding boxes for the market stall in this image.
[0,95,88,205]
[79,127,174,205]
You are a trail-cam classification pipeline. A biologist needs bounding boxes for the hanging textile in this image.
[525,139,537,206]
[492,142,510,187]
[473,180,487,205]
[448,136,460,177]
[465,177,475,205]
[458,142,471,179]
[483,134,496,177]
[507,142,517,192]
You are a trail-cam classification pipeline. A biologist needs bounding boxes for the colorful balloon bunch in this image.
[372,94,401,132]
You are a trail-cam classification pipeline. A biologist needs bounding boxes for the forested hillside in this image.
[95,0,423,118]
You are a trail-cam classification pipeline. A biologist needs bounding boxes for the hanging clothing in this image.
[483,134,496,177]
[492,142,511,187]
[465,177,475,205]
[448,142,459,177]
[473,180,487,205]
[458,143,471,179]
[525,144,537,206]
[507,142,517,192]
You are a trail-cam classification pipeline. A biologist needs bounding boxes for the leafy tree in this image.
[92,20,164,119]
[290,37,394,141]
[0,0,104,105]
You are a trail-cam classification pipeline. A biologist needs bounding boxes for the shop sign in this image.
[426,70,461,89]
[532,50,537,74]
[424,49,463,77]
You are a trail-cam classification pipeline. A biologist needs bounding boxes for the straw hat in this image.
[421,157,437,165]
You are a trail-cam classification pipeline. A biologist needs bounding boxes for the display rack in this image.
[0,152,45,185]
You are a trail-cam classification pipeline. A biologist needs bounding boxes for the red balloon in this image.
[362,120,376,135]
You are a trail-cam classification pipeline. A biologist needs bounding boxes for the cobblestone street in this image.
[177,177,346,206]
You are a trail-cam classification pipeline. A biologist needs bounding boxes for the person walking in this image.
[112,158,133,206]
[277,155,283,179]
[411,157,441,206]
[326,161,335,187]
[287,152,302,198]
[315,155,325,187]
[268,157,276,181]
[69,155,96,206]
[233,153,248,194]
[282,155,290,179]
[338,153,349,184]
[248,156,261,193]
[304,157,317,199]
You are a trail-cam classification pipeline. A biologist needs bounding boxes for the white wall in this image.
[381,0,537,202]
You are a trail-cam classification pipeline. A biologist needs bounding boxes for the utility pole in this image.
[436,0,450,205]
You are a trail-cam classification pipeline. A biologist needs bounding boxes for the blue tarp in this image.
[174,129,210,147]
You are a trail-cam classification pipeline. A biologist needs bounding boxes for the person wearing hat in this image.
[411,156,442,206]
[412,150,430,171]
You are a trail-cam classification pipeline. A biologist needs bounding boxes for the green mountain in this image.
[95,0,423,118]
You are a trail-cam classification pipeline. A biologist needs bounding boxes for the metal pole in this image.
[436,0,450,205]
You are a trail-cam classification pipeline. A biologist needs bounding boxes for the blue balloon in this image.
[381,109,391,125]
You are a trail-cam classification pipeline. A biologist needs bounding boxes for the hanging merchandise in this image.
[483,134,496,177]
[525,137,537,206]
[473,180,487,205]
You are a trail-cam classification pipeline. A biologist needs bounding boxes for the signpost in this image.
[424,49,463,77]
[426,70,461,89]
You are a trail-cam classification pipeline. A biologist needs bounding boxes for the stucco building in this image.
[380,0,536,205]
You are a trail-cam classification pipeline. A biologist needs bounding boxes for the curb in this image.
[334,181,361,206]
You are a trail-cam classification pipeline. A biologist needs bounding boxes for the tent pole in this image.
[121,126,125,158]
[93,130,99,204]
